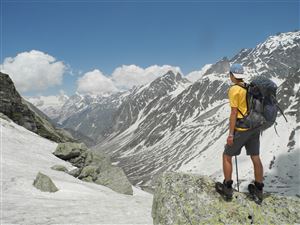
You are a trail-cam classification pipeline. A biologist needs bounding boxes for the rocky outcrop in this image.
[33,172,59,193]
[53,142,133,195]
[152,172,300,225]
[0,72,74,143]
[0,72,38,132]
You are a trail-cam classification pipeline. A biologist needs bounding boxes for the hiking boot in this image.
[216,180,233,200]
[254,181,264,201]
[248,182,264,202]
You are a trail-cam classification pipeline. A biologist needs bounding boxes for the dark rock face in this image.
[152,172,300,225]
[0,72,74,143]
[0,72,37,132]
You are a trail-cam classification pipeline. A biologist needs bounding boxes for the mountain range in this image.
[27,31,300,195]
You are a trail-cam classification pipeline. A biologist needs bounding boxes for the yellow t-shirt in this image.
[228,85,248,131]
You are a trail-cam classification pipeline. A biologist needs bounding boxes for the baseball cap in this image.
[229,64,247,79]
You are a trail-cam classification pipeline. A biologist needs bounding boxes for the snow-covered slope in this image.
[1,117,153,224]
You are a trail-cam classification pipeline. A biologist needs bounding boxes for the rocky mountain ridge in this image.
[92,31,300,194]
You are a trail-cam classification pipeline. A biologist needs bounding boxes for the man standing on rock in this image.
[216,64,264,202]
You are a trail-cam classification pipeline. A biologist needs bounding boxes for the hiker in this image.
[218,64,264,201]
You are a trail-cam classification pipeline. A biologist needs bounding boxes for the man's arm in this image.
[227,107,238,146]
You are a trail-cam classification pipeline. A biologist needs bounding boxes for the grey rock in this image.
[95,165,133,195]
[88,151,111,167]
[78,165,98,180]
[33,172,59,193]
[152,172,300,225]
[68,168,81,177]
[82,176,94,182]
[51,165,68,172]
[53,142,87,160]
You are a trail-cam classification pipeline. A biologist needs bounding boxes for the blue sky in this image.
[1,0,299,96]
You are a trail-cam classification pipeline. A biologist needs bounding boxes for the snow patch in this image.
[1,118,153,224]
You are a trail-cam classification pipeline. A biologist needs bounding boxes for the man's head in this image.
[229,64,247,83]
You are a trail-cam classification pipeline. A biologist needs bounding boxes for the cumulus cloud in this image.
[77,69,119,95]
[0,50,66,93]
[77,64,182,95]
[111,64,182,90]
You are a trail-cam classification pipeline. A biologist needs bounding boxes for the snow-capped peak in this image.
[257,31,300,54]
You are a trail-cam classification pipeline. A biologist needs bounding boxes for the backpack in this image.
[235,76,287,131]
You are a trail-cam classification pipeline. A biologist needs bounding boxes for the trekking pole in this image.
[235,156,239,192]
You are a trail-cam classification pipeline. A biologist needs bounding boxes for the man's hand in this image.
[227,135,234,146]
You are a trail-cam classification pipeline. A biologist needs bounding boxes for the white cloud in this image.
[77,69,118,95]
[185,64,212,82]
[111,64,182,90]
[76,65,182,95]
[0,50,66,93]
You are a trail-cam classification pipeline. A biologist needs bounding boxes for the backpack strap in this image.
[237,108,245,117]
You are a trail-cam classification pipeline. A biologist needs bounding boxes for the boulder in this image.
[33,172,59,193]
[95,165,133,195]
[51,165,68,172]
[152,172,300,225]
[53,142,87,160]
